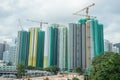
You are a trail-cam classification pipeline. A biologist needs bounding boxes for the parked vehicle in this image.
[0,74,17,79]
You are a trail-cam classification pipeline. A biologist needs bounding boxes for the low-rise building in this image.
[0,60,16,71]
[0,65,16,71]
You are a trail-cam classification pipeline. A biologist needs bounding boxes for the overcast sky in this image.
[0,0,120,43]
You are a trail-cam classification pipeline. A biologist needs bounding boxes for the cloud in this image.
[0,0,120,43]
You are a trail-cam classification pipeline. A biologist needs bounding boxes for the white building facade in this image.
[104,39,119,53]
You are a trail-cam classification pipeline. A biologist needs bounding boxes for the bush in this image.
[26,66,35,70]
[73,67,83,75]
[44,66,59,74]
[72,77,79,80]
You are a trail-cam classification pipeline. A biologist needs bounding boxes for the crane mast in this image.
[73,3,96,19]
[18,19,23,30]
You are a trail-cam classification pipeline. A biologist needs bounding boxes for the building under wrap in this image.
[49,24,59,66]
[43,25,68,70]
[17,31,29,66]
[68,18,104,70]
[43,27,50,68]
[28,28,45,68]
[68,23,86,70]
[36,30,45,68]
[78,18,104,69]
[58,26,67,70]
[17,18,104,71]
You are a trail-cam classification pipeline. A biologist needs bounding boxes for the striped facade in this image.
[43,25,68,70]
[36,30,45,68]
[78,19,104,69]
[58,26,67,70]
[43,27,50,68]
[49,24,59,66]
[17,31,29,66]
[16,18,104,71]
[67,19,104,70]
[28,28,45,68]
[68,23,86,70]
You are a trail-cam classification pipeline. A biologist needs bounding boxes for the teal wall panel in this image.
[36,30,45,68]
[18,31,29,66]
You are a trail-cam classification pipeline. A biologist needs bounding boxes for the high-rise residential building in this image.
[114,43,120,53]
[48,24,59,66]
[17,31,29,65]
[43,27,50,68]
[0,43,4,60]
[58,26,67,70]
[0,41,9,60]
[43,24,68,70]
[104,40,112,52]
[9,44,17,65]
[3,44,17,65]
[28,28,45,68]
[36,30,45,68]
[112,46,119,53]
[15,18,104,71]
[68,23,86,70]
[85,19,104,68]
[3,51,9,63]
[104,40,119,53]
[68,18,104,70]
[3,41,9,52]
[43,25,59,68]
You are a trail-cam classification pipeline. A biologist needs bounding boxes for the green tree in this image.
[73,67,83,75]
[26,66,35,70]
[89,52,120,80]
[16,62,26,78]
[38,67,43,70]
[44,66,59,74]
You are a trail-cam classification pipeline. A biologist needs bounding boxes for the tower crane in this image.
[73,3,96,19]
[18,19,24,30]
[27,19,48,29]
[73,3,97,69]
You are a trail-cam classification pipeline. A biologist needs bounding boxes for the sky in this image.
[0,0,120,43]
